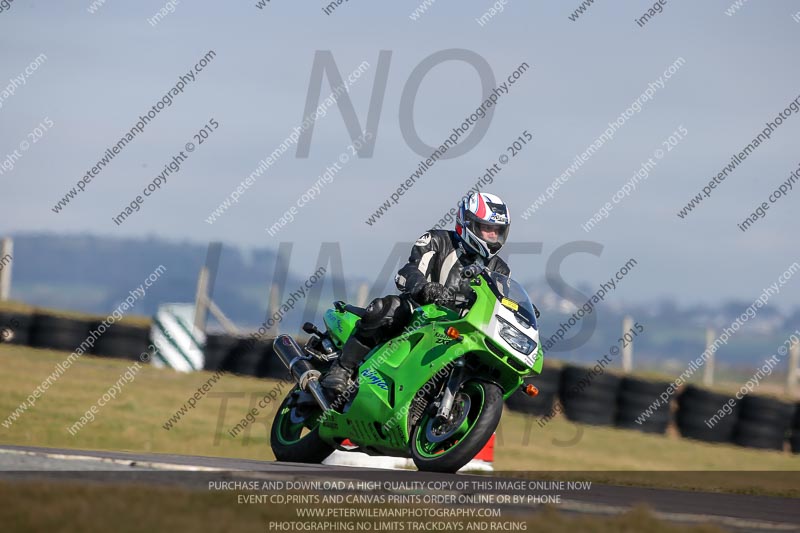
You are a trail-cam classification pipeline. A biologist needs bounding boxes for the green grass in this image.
[0,344,798,497]
[0,344,275,460]
[0,300,36,314]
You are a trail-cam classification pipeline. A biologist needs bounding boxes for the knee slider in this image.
[358,297,392,333]
[362,297,388,322]
[357,295,408,340]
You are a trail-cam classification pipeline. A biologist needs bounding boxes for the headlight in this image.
[496,316,536,355]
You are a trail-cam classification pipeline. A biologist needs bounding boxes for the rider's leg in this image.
[320,335,372,397]
[321,295,413,397]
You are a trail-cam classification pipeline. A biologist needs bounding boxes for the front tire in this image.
[411,380,503,473]
[270,388,334,464]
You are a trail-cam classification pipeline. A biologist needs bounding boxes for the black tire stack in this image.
[733,395,793,451]
[220,338,262,377]
[559,365,621,426]
[615,377,672,434]
[505,366,561,416]
[91,322,151,360]
[676,385,739,443]
[221,338,285,379]
[0,311,33,346]
[791,404,800,454]
[260,338,289,379]
[29,314,92,352]
[203,333,239,371]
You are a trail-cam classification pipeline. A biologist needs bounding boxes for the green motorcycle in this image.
[270,264,543,473]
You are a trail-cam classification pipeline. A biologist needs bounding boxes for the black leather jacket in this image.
[394,229,510,301]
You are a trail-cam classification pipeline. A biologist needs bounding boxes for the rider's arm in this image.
[489,255,511,277]
[395,231,439,297]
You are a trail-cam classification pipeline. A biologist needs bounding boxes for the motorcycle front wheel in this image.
[411,380,503,473]
[270,388,334,464]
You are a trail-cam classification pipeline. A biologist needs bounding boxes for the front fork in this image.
[435,358,465,422]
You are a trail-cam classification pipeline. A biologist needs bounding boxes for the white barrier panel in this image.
[151,303,206,372]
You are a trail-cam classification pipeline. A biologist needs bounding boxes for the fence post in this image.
[0,237,13,301]
[192,241,222,333]
[356,282,369,307]
[269,283,281,335]
[703,327,715,387]
[621,315,633,373]
[787,340,799,396]
[193,266,210,332]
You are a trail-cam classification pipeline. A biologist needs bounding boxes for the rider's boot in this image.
[320,335,372,399]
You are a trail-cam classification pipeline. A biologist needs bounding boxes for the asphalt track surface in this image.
[0,445,798,532]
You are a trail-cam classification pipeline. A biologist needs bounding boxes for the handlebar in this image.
[461,264,483,279]
[435,292,473,309]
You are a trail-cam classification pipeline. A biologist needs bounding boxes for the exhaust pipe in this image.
[273,334,331,412]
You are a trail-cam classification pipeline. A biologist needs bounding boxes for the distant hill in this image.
[9,233,280,327]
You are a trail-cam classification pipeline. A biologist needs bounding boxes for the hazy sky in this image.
[1,1,799,309]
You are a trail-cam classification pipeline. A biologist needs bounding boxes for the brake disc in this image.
[424,393,471,443]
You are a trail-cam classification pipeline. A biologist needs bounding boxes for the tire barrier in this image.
[615,377,672,434]
[203,333,239,371]
[559,365,621,426]
[791,404,800,454]
[733,395,793,451]
[220,338,261,377]
[505,366,561,416]
[677,385,739,443]
[29,313,92,352]
[260,338,290,380]
[91,322,150,360]
[221,338,286,379]
[0,311,33,346]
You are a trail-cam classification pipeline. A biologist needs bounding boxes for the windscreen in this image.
[486,272,538,328]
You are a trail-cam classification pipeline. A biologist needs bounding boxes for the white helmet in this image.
[455,192,510,259]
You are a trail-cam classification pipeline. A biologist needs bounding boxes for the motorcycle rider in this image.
[320,191,512,399]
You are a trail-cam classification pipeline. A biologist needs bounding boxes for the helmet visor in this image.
[467,217,509,252]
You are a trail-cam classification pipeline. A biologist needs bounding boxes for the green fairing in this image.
[323,308,360,348]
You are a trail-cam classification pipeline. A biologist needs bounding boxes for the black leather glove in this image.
[416,282,447,305]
